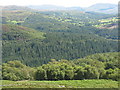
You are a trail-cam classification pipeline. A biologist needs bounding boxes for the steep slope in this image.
[2,24,118,66]
[2,24,45,40]
[2,24,46,66]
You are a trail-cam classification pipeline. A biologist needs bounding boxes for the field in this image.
[1,79,118,88]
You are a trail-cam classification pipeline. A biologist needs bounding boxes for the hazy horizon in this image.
[0,0,119,7]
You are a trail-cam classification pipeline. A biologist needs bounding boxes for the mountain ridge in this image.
[1,3,117,14]
[85,3,118,14]
[27,3,117,14]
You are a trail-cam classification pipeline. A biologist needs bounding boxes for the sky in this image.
[0,0,119,7]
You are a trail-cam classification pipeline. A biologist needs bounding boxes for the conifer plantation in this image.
[0,4,119,88]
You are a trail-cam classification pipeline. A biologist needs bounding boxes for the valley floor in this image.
[1,79,118,88]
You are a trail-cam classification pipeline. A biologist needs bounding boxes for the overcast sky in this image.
[0,0,119,7]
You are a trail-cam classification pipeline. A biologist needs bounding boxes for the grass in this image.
[1,79,118,88]
[93,17,117,28]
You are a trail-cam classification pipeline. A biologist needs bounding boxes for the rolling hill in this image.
[2,23,118,66]
[85,3,118,14]
[1,4,119,85]
[27,3,118,14]
[1,5,119,67]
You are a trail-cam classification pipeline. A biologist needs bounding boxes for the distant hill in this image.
[28,5,66,10]
[68,7,84,11]
[1,5,32,11]
[1,3,118,14]
[85,3,118,14]
[28,5,83,11]
[28,3,117,14]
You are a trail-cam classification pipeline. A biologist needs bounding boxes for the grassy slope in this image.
[1,80,118,88]
[2,24,45,40]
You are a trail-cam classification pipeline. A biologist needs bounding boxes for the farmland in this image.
[1,80,118,88]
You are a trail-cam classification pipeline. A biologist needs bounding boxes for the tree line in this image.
[2,52,119,81]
